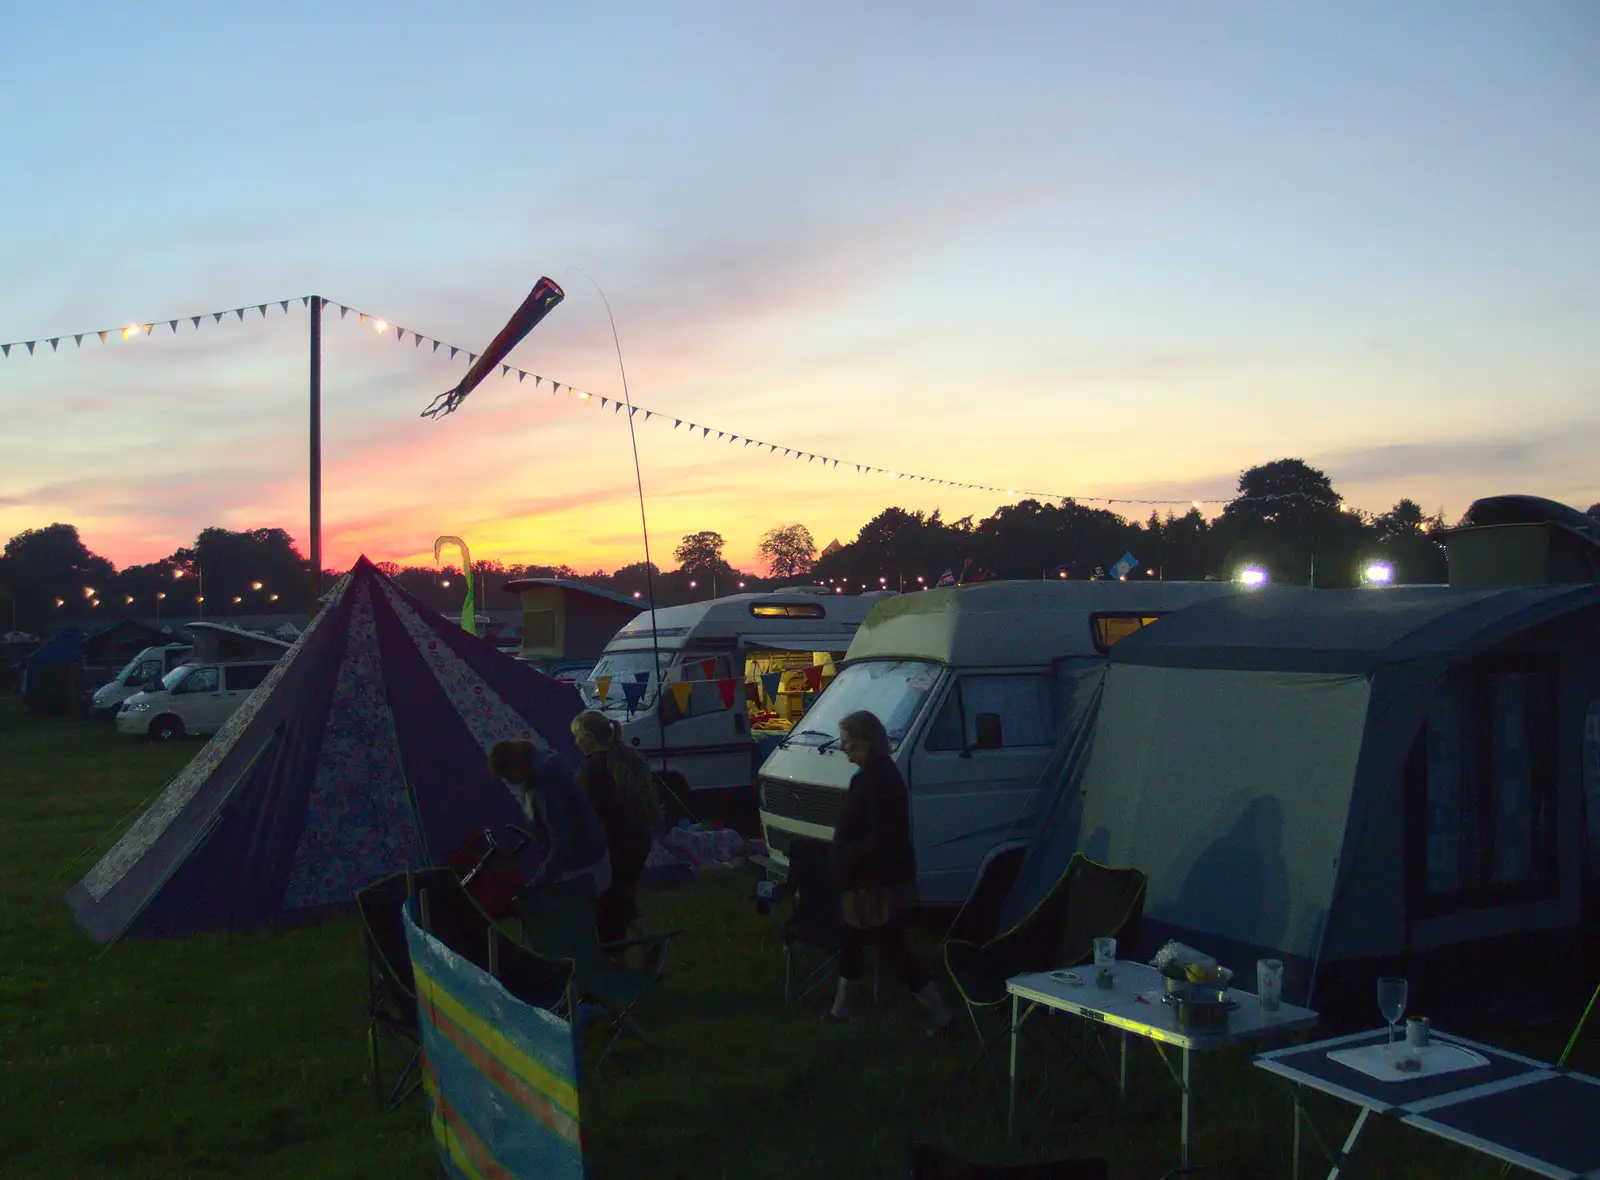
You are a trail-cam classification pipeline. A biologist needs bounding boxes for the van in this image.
[88,644,193,722]
[114,622,291,742]
[755,580,1258,913]
[579,590,894,803]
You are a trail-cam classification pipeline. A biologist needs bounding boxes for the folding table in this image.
[1255,1027,1600,1179]
[1007,961,1318,1169]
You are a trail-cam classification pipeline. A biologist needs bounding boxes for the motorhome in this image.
[755,579,1257,912]
[89,643,194,722]
[580,590,894,801]
[114,622,291,742]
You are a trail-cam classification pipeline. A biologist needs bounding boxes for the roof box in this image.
[1443,495,1600,587]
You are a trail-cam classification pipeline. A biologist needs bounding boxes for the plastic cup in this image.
[1406,1017,1430,1048]
[1093,937,1117,969]
[1257,958,1284,1012]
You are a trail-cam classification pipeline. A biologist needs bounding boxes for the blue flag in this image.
[1110,551,1138,579]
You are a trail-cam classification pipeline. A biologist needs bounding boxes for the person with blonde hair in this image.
[570,709,661,943]
[828,709,955,1036]
[488,737,610,897]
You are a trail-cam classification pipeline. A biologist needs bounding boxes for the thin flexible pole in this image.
[566,268,695,824]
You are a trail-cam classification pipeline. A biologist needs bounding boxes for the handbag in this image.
[840,882,915,930]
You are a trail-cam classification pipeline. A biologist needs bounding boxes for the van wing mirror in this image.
[974,713,1004,750]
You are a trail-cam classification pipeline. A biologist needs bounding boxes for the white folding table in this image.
[1006,961,1318,1169]
[1255,1027,1600,1179]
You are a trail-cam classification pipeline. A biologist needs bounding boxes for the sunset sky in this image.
[2,3,1596,574]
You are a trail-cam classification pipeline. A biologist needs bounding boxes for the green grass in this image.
[2,696,1593,1178]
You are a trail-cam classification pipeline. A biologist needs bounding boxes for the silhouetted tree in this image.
[1214,460,1367,586]
[757,524,817,579]
[673,531,729,579]
[3,523,117,625]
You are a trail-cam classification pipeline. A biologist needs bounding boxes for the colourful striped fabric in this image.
[404,901,584,1179]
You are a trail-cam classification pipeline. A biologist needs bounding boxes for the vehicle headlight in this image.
[123,701,151,713]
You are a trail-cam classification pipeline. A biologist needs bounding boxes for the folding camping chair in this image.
[357,866,573,1110]
[776,837,877,1007]
[943,854,1147,1094]
[517,877,685,1065]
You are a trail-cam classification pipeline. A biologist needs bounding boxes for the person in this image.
[827,709,955,1037]
[488,738,611,898]
[570,709,660,944]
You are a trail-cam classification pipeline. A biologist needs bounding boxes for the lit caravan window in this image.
[1091,614,1164,653]
[750,602,826,619]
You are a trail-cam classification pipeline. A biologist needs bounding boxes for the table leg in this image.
[1325,1107,1369,1180]
[1179,1045,1191,1170]
[1119,1030,1128,1102]
[1007,994,1020,1139]
[1291,1089,1302,1180]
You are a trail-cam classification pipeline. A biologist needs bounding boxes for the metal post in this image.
[309,295,323,603]
[1180,1046,1191,1168]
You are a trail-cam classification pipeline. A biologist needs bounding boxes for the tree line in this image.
[4,459,1596,632]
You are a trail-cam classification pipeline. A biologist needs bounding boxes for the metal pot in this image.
[1166,984,1235,1032]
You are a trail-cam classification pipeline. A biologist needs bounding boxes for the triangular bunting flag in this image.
[395,328,405,343]
[621,680,646,716]
[674,420,682,429]
[599,397,610,409]
[48,338,59,351]
[614,402,623,414]
[630,406,639,416]
[25,341,36,355]
[414,333,423,347]
[634,671,650,684]
[258,304,268,318]
[716,678,738,709]
[213,312,225,324]
[280,300,289,313]
[715,431,724,441]
[359,313,368,324]
[339,306,349,319]
[701,427,710,438]
[670,681,694,713]
[301,296,309,307]
[98,331,108,343]
[728,434,736,443]
[168,320,178,333]
[594,675,612,704]
[698,658,717,680]
[235,308,246,321]
[643,411,652,421]
[760,672,781,701]
[433,340,441,353]
[143,324,153,335]
[745,439,753,447]
[501,363,511,377]
[803,665,824,692]
[74,334,83,347]
[468,353,478,363]
[1,344,8,357]
[449,347,459,360]
[518,370,526,382]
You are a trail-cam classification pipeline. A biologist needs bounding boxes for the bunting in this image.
[593,675,612,704]
[4,288,1345,510]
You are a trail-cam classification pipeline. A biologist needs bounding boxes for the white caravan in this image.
[755,580,1257,911]
[580,590,894,799]
[89,643,194,722]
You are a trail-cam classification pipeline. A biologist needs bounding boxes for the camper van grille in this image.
[760,779,844,828]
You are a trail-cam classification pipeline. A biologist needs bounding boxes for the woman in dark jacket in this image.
[828,709,955,1035]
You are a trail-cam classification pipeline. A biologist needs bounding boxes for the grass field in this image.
[2,696,1593,1179]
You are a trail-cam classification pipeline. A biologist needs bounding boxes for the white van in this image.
[579,590,894,801]
[114,622,291,742]
[756,580,1255,912]
[89,644,194,722]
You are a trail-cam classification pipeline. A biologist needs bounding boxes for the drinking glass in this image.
[1257,959,1284,1012]
[1093,937,1117,969]
[1377,977,1409,1044]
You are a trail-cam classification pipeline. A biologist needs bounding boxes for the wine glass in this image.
[1377,977,1409,1045]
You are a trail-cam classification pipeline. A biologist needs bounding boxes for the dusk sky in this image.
[2,3,1596,574]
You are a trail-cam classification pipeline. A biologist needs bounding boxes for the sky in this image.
[1,2,1596,574]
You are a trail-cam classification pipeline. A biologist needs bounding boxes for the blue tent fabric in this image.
[66,557,583,943]
[22,627,84,665]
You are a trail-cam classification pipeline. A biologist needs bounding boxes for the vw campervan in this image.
[89,643,194,722]
[114,622,291,742]
[581,590,893,802]
[756,580,1256,911]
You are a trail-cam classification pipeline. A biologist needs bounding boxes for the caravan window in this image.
[784,660,939,749]
[1091,614,1164,653]
[1409,658,1559,913]
[925,674,1055,752]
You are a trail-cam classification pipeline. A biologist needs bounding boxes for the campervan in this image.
[756,580,1256,912]
[89,643,193,722]
[114,622,291,742]
[580,590,893,800]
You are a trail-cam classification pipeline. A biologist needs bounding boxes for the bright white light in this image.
[1192,501,1201,510]
[251,582,263,591]
[374,319,388,333]
[632,592,641,599]
[441,579,451,588]
[269,594,279,602]
[1363,562,1394,585]
[121,323,139,340]
[834,587,842,593]
[1238,567,1268,587]
[689,581,697,588]
[738,582,746,589]
[156,592,166,601]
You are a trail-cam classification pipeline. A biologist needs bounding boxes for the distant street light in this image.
[84,586,95,598]
[251,582,263,591]
[232,596,243,604]
[269,594,279,602]
[441,579,451,588]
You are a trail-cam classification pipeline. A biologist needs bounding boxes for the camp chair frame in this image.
[358,867,464,1111]
[943,853,1147,1096]
[772,837,878,1007]
[516,877,685,1066]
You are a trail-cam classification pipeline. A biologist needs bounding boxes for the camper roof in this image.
[605,591,884,650]
[503,577,647,610]
[1109,583,1600,674]
[844,579,1248,667]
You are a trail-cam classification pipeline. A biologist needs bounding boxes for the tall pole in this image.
[309,296,323,603]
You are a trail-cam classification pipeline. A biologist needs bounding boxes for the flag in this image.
[935,569,956,587]
[621,681,646,716]
[422,278,564,418]
[1110,551,1138,579]
[434,536,475,635]
[594,676,612,704]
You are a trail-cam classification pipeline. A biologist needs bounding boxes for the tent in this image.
[22,627,84,714]
[67,558,583,943]
[1003,584,1600,1022]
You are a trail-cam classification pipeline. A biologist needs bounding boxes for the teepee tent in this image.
[67,557,583,943]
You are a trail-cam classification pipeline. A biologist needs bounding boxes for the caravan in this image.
[580,590,891,802]
[756,580,1251,913]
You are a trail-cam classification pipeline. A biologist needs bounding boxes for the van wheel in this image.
[149,716,185,743]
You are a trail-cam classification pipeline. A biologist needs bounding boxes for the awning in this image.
[743,636,855,654]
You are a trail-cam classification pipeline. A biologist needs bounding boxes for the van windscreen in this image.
[783,659,940,750]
